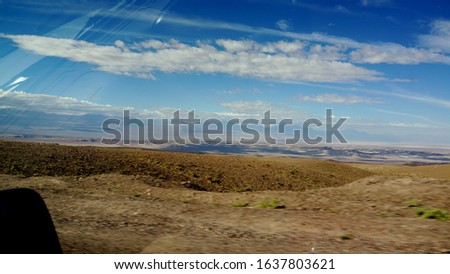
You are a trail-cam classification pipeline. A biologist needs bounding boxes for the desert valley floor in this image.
[1,141,449,253]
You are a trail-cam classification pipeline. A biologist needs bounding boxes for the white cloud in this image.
[38,6,447,68]
[0,89,129,116]
[419,19,450,53]
[371,108,449,127]
[220,100,272,113]
[309,44,345,61]
[216,39,306,54]
[271,40,307,53]
[216,39,254,52]
[2,13,450,87]
[0,88,300,122]
[2,88,448,143]
[294,82,450,110]
[276,19,289,31]
[156,12,365,48]
[387,90,450,109]
[156,11,450,66]
[295,93,383,104]
[350,43,450,64]
[334,5,350,14]
[219,100,311,121]
[213,88,241,95]
[1,34,383,83]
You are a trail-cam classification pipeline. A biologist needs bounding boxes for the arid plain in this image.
[1,141,449,253]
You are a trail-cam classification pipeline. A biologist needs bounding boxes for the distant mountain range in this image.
[2,134,450,164]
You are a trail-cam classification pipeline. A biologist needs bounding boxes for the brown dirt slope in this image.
[0,141,449,253]
[0,174,448,253]
[0,141,373,192]
[351,163,450,181]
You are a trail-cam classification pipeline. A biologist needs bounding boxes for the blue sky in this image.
[1,0,450,145]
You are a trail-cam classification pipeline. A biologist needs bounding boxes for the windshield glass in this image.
[1,0,450,153]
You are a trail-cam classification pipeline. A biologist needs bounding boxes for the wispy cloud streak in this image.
[0,34,383,83]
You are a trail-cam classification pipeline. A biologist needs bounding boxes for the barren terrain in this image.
[0,141,449,253]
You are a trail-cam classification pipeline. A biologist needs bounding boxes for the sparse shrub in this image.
[415,207,449,221]
[210,177,221,184]
[232,200,249,207]
[257,198,285,209]
[186,170,199,178]
[403,199,421,208]
[205,175,221,184]
[339,233,353,240]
